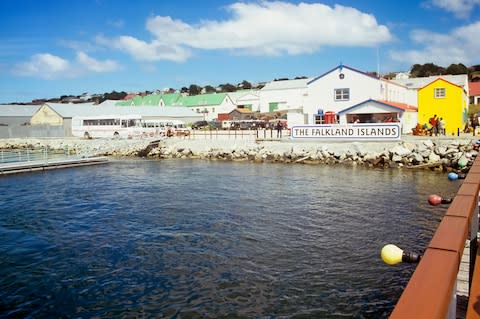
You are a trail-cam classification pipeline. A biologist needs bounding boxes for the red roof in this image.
[469,82,480,96]
[377,100,418,111]
[123,93,136,100]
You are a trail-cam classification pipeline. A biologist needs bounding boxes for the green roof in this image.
[161,93,182,105]
[115,92,228,107]
[132,95,143,106]
[142,94,161,106]
[176,93,227,107]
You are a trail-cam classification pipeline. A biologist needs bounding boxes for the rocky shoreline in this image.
[1,136,479,172]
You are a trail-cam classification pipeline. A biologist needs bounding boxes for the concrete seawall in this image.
[1,135,479,171]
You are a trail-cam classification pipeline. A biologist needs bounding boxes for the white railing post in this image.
[447,282,457,319]
[471,194,480,290]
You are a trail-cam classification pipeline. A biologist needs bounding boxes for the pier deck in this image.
[457,241,470,318]
[0,156,109,175]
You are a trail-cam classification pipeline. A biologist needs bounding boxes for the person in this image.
[438,117,446,135]
[276,121,283,138]
[471,115,479,135]
[428,114,438,136]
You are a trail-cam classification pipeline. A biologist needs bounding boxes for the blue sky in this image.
[1,0,480,103]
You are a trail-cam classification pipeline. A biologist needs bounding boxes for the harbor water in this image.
[0,160,460,318]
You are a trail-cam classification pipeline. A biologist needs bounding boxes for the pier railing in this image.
[0,147,79,164]
[390,156,480,318]
[189,128,291,141]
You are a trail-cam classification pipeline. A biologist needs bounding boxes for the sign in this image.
[290,123,401,140]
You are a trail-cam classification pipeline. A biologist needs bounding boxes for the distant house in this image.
[417,77,468,134]
[469,82,480,105]
[394,72,410,80]
[123,93,137,100]
[172,93,236,121]
[228,108,255,121]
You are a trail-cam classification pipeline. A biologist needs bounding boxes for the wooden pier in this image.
[389,158,480,319]
[0,156,109,175]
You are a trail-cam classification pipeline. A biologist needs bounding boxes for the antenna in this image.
[376,47,380,78]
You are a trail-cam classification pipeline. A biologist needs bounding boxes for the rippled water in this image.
[0,160,461,318]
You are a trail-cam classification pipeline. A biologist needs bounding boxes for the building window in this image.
[434,88,446,98]
[334,88,350,101]
[269,102,279,112]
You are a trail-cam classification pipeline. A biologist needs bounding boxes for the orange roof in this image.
[234,108,253,113]
[377,100,418,111]
[469,82,480,96]
[123,93,136,100]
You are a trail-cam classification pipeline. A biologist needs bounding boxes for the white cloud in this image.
[76,51,120,72]
[99,1,391,61]
[12,52,120,79]
[390,21,480,66]
[12,53,71,79]
[96,34,192,62]
[429,0,480,18]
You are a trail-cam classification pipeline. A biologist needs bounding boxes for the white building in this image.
[258,78,311,113]
[228,90,261,112]
[304,65,416,125]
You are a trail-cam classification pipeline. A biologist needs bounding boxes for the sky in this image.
[1,0,480,103]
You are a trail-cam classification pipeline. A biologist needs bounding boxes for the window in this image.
[269,102,279,112]
[334,88,350,101]
[434,88,446,98]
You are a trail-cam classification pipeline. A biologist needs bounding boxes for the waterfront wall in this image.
[145,139,478,171]
[0,137,478,171]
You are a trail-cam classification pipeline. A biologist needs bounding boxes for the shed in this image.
[337,99,417,134]
[228,108,255,121]
[0,104,41,126]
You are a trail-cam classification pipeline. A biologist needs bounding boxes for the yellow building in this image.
[418,78,468,135]
[30,104,65,125]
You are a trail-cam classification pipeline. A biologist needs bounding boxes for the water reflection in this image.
[0,160,459,318]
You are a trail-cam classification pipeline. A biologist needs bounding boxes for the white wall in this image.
[304,67,415,124]
[190,97,237,121]
[401,111,418,134]
[286,112,305,127]
[258,79,309,113]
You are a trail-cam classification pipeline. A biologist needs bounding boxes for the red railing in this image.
[389,157,480,318]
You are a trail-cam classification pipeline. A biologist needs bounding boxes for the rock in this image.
[422,140,434,148]
[411,153,424,165]
[391,145,411,156]
[391,154,403,162]
[428,152,441,163]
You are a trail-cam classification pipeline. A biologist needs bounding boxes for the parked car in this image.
[208,120,222,129]
[191,120,209,130]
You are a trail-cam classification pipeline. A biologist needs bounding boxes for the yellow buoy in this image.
[381,244,404,265]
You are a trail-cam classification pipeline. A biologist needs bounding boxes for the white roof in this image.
[44,102,199,118]
[0,104,42,117]
[261,78,311,91]
[392,74,468,89]
[227,90,259,101]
